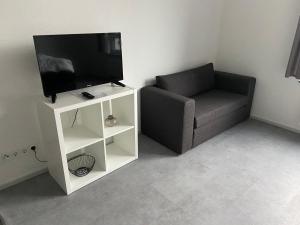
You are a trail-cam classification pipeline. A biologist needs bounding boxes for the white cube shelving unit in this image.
[38,84,138,194]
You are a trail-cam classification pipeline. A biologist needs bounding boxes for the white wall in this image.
[216,0,300,132]
[0,0,224,188]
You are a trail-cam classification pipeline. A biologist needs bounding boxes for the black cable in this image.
[72,109,79,127]
[31,146,48,163]
[33,150,48,163]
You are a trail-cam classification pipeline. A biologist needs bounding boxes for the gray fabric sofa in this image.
[141,63,256,154]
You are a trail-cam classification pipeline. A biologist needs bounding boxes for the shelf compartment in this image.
[69,162,106,191]
[105,129,136,171]
[67,141,106,191]
[102,94,135,137]
[60,103,103,153]
[111,94,135,126]
[63,126,102,154]
[106,143,136,171]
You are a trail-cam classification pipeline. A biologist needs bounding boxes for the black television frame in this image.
[33,32,125,103]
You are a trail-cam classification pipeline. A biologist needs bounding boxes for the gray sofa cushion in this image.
[193,90,248,128]
[156,63,215,97]
[193,107,249,147]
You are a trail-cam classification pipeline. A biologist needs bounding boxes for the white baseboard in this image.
[251,115,300,134]
[0,166,48,191]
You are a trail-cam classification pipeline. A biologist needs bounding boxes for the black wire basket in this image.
[68,154,96,177]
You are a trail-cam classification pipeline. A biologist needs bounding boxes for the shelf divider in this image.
[103,124,134,138]
[63,126,103,154]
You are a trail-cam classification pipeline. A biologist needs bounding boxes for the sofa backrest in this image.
[156,63,215,97]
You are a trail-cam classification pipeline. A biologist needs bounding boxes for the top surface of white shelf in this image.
[43,84,135,112]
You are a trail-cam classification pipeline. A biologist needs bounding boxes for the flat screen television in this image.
[33,33,124,102]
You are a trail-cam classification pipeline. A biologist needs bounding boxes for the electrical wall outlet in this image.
[1,153,10,160]
[0,145,36,162]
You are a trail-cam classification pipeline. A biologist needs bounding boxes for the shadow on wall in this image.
[0,213,6,225]
[0,43,44,156]
[0,95,43,150]
[144,78,156,86]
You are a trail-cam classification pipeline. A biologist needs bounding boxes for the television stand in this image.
[111,81,126,87]
[38,85,138,194]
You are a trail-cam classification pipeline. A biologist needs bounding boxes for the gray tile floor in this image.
[1,120,300,225]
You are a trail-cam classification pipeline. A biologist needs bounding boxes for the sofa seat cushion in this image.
[193,90,248,128]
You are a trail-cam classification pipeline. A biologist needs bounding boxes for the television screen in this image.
[33,33,123,97]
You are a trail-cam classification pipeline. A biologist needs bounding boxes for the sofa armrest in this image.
[215,71,256,97]
[141,86,195,154]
